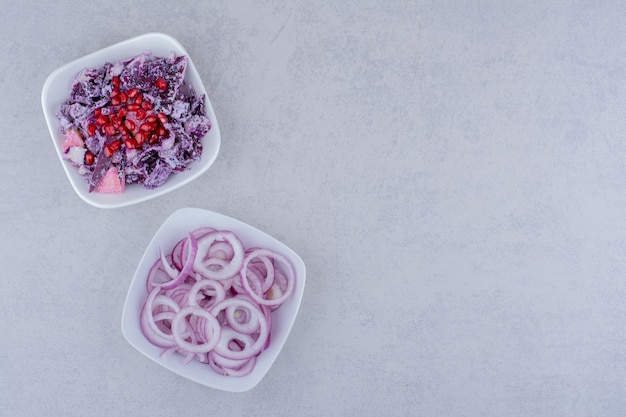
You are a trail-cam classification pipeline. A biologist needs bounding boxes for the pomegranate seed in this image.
[134,94,143,104]
[127,103,140,111]
[124,138,137,150]
[149,133,159,144]
[84,151,95,165]
[128,88,139,98]
[112,76,120,87]
[95,115,108,126]
[134,131,145,145]
[110,88,119,97]
[87,124,96,136]
[141,101,153,110]
[117,107,127,118]
[94,108,101,117]
[135,109,147,120]
[103,145,113,157]
[140,122,155,132]
[110,139,122,151]
[103,124,116,136]
[124,120,136,131]
[119,92,128,103]
[157,112,168,125]
[156,78,167,90]
[146,115,157,124]
[111,96,121,106]
[156,126,166,137]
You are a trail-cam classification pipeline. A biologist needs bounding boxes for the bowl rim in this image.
[120,207,307,392]
[41,32,221,209]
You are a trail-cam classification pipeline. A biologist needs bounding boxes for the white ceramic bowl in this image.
[121,208,306,392]
[41,33,221,209]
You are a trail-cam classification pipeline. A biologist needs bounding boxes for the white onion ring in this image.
[145,258,171,292]
[210,298,269,360]
[173,227,216,268]
[225,303,261,334]
[140,288,180,348]
[139,226,296,377]
[187,279,226,309]
[171,307,221,354]
[193,231,244,280]
[239,248,295,306]
[157,233,198,290]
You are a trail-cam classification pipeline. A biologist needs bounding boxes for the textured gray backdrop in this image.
[2,1,626,416]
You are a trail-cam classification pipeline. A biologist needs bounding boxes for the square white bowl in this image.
[41,33,221,209]
[121,208,306,392]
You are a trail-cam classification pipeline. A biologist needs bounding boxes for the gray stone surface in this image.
[3,1,626,416]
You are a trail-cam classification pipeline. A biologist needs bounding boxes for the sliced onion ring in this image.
[193,231,245,280]
[210,297,269,360]
[157,233,198,290]
[239,248,295,306]
[140,288,180,348]
[139,226,297,377]
[171,306,221,354]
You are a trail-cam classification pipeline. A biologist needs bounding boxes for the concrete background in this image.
[3,1,626,416]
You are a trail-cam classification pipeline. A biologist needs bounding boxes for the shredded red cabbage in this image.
[57,52,211,190]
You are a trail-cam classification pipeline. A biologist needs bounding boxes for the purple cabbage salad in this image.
[57,52,211,190]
